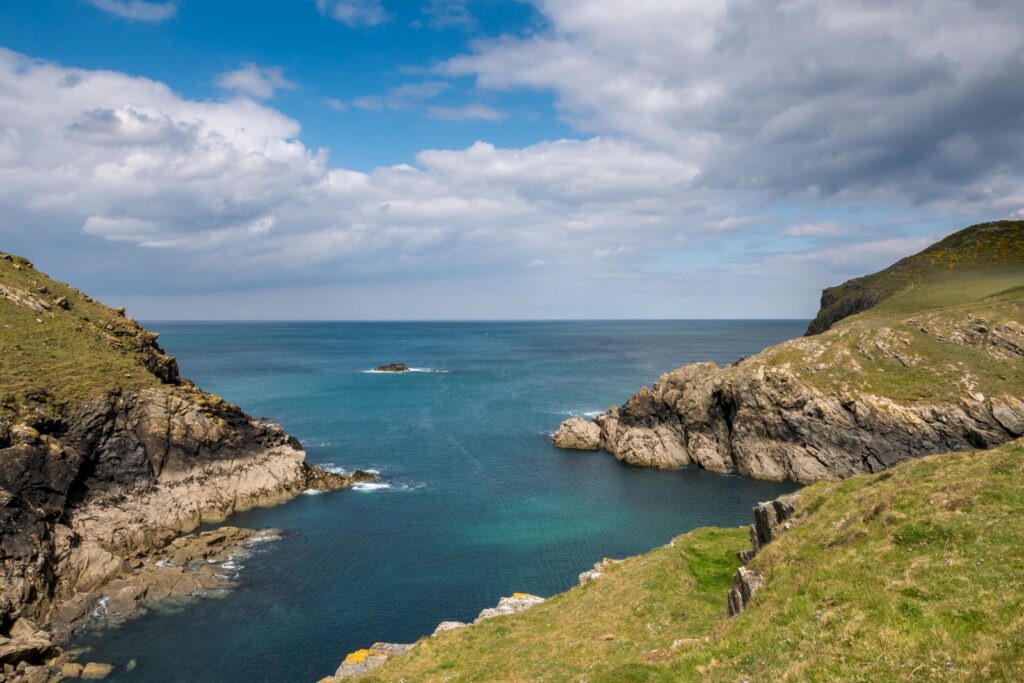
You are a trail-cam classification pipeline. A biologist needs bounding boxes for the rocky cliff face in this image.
[0,252,373,677]
[554,222,1024,483]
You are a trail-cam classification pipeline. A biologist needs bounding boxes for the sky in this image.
[0,0,1022,320]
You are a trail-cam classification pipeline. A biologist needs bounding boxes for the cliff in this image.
[342,438,1024,681]
[554,221,1024,483]
[0,252,373,678]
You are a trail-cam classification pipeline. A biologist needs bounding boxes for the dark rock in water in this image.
[374,363,409,372]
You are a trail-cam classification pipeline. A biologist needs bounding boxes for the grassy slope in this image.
[0,252,161,420]
[805,220,1024,335]
[361,439,1024,682]
[754,222,1024,404]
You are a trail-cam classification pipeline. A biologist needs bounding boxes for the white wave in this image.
[90,596,110,619]
[360,367,450,374]
[353,482,392,492]
[302,488,324,495]
[220,560,243,571]
[364,468,381,475]
[319,462,349,475]
[556,409,603,418]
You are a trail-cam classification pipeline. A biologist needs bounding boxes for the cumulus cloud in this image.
[443,0,1024,208]
[316,0,388,27]
[0,48,712,290]
[216,64,295,100]
[89,0,177,22]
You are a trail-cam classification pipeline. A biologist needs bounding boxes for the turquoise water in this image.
[74,321,803,682]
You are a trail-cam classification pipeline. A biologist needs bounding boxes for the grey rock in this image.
[727,567,764,616]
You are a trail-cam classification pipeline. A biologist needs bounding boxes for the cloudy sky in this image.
[0,0,1021,319]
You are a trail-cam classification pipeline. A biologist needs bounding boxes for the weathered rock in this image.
[431,621,467,636]
[334,643,416,679]
[474,593,545,623]
[750,496,796,554]
[80,661,114,679]
[373,363,409,372]
[61,662,84,678]
[578,557,622,585]
[727,567,764,616]
[557,358,1024,483]
[0,351,375,671]
[553,416,601,450]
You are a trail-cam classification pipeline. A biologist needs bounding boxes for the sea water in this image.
[73,321,803,682]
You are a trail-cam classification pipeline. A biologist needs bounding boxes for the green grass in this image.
[806,220,1024,334]
[751,223,1024,405]
[357,439,1024,682]
[0,252,161,421]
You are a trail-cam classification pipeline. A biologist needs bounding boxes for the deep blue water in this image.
[74,321,804,682]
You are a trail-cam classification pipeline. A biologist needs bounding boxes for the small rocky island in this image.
[373,363,410,372]
[0,252,379,681]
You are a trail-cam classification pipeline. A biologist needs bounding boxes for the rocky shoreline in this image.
[554,223,1024,483]
[0,252,380,681]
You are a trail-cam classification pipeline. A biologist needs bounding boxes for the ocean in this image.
[72,320,804,682]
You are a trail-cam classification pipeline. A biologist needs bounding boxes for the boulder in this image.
[81,662,114,679]
[726,567,764,616]
[552,417,601,450]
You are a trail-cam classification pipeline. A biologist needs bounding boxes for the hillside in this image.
[806,220,1024,335]
[341,437,1024,682]
[0,252,373,680]
[554,221,1024,482]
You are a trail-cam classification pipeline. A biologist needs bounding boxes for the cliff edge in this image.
[554,221,1024,482]
[0,252,373,677]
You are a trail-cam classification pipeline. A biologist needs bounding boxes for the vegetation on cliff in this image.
[554,221,1024,482]
[0,252,372,679]
[806,220,1024,335]
[352,438,1024,682]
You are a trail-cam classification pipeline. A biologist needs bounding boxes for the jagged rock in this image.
[373,363,409,372]
[0,294,376,670]
[750,496,796,553]
[553,416,601,450]
[53,296,70,310]
[727,567,764,616]
[557,359,1024,483]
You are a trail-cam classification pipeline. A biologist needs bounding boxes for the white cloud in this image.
[316,0,388,27]
[782,221,845,237]
[443,0,1024,207]
[352,81,449,111]
[89,0,177,21]
[0,48,714,287]
[216,64,296,100]
[323,97,349,112]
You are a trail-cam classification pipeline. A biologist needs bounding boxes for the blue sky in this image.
[0,1,1020,319]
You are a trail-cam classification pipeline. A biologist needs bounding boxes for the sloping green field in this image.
[358,439,1024,682]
